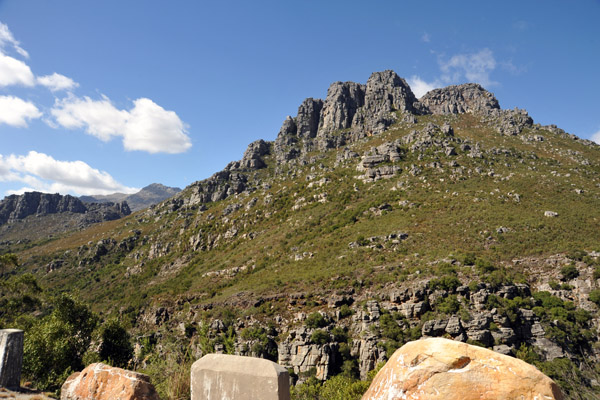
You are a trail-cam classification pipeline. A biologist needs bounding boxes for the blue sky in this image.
[0,0,599,196]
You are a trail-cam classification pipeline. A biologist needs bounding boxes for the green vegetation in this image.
[23,295,98,392]
[305,312,328,329]
[0,252,18,275]
[291,363,383,400]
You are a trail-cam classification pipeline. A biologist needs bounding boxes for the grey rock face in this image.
[318,82,365,135]
[352,70,420,134]
[420,83,500,115]
[278,327,339,381]
[297,98,324,138]
[491,108,533,136]
[0,329,24,389]
[186,171,248,206]
[240,139,270,169]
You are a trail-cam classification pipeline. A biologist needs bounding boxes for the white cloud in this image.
[0,95,41,127]
[421,33,431,43]
[51,95,192,154]
[0,53,35,87]
[407,76,442,98]
[0,22,29,58]
[51,95,128,141]
[591,130,600,145]
[440,48,497,87]
[37,72,79,92]
[407,49,499,98]
[0,22,78,93]
[0,151,138,196]
[122,98,190,153]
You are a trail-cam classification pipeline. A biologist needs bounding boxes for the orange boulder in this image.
[60,363,159,400]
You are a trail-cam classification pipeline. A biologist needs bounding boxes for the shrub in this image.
[339,304,353,319]
[475,258,496,274]
[429,276,461,292]
[560,264,579,281]
[330,327,348,343]
[310,329,330,345]
[461,253,476,266]
[435,295,460,315]
[566,249,587,262]
[589,290,600,307]
[98,319,133,368]
[305,312,328,329]
[549,280,561,290]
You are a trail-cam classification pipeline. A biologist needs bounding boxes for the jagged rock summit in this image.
[180,69,530,208]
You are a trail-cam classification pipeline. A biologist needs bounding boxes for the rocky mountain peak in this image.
[420,83,500,115]
[182,70,540,210]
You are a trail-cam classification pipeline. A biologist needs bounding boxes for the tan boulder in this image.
[60,363,159,400]
[362,338,564,400]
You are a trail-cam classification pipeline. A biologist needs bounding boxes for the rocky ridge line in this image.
[174,70,557,210]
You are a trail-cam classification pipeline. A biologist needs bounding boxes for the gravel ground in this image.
[0,388,54,399]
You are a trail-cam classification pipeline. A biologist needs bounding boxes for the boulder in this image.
[191,354,290,400]
[0,329,24,389]
[420,83,500,115]
[361,338,563,400]
[60,363,159,400]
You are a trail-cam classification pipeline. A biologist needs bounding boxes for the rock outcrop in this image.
[420,83,500,115]
[238,139,271,170]
[61,363,159,400]
[191,354,290,400]
[186,171,248,206]
[353,70,420,133]
[362,338,564,400]
[318,81,365,134]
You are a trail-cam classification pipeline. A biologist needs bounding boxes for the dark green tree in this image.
[98,319,134,368]
[23,295,98,391]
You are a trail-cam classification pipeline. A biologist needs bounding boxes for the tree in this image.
[0,253,18,275]
[98,319,133,368]
[23,295,98,392]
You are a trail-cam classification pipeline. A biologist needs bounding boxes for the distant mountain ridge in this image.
[0,192,130,226]
[0,192,131,244]
[80,183,181,211]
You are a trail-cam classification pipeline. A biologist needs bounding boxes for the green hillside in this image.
[2,71,600,399]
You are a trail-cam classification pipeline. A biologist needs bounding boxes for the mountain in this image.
[4,70,600,399]
[80,183,181,212]
[0,192,131,245]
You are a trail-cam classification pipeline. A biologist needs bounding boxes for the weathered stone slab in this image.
[0,329,24,389]
[191,354,290,400]
[60,363,159,400]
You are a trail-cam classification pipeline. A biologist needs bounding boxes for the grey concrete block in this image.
[191,354,290,400]
[0,329,24,389]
